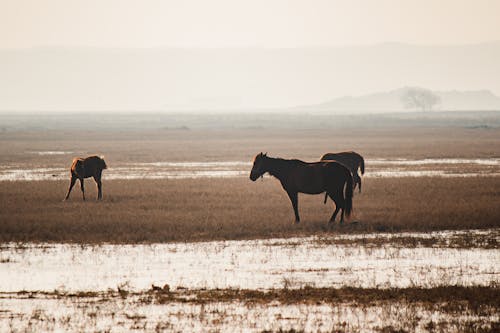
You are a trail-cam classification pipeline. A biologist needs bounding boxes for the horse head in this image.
[250,152,267,181]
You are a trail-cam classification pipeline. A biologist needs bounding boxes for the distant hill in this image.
[296,87,500,113]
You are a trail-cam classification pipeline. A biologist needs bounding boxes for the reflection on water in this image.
[0,157,500,181]
[1,293,497,333]
[0,230,498,293]
[368,158,500,166]
[369,170,500,178]
[136,161,250,167]
[1,229,498,332]
[26,151,74,155]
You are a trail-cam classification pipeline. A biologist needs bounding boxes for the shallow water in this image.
[26,151,74,156]
[1,157,499,181]
[1,230,498,332]
[0,293,497,333]
[1,230,498,293]
[368,158,500,166]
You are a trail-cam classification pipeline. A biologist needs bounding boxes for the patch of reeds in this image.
[6,285,498,309]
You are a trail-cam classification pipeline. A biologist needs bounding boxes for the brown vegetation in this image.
[6,285,499,332]
[1,127,500,166]
[0,176,498,243]
[10,285,499,311]
[162,286,500,309]
[1,126,499,243]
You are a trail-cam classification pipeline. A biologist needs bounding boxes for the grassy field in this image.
[1,120,499,332]
[1,126,500,166]
[1,176,499,243]
[1,124,499,243]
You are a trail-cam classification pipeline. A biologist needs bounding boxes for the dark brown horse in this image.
[320,151,365,193]
[250,153,353,224]
[64,155,107,201]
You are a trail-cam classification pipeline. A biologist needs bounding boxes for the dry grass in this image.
[11,285,499,309]
[0,176,498,243]
[311,231,499,249]
[1,126,499,243]
[1,127,500,167]
[6,286,499,333]
[165,286,500,309]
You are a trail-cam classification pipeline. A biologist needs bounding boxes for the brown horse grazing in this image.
[250,153,353,224]
[64,155,107,201]
[320,151,365,193]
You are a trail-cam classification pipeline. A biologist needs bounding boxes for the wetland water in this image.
[1,229,498,332]
[1,229,498,293]
[1,293,497,333]
[0,157,499,181]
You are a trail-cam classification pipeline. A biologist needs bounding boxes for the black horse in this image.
[250,153,353,224]
[64,155,107,201]
[320,151,365,193]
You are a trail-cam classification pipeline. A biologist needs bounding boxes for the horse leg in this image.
[93,175,102,200]
[286,190,300,223]
[339,192,346,224]
[64,176,77,201]
[358,175,362,193]
[79,178,85,201]
[328,193,340,223]
[330,191,345,224]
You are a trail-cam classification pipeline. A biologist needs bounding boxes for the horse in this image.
[64,155,107,201]
[320,151,365,193]
[249,152,353,224]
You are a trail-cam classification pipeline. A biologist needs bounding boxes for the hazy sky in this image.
[2,0,500,48]
[2,1,500,111]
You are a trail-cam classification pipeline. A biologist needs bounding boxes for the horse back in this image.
[286,163,323,194]
[321,160,350,174]
[289,161,347,194]
[320,152,362,173]
[70,156,106,178]
[319,160,350,181]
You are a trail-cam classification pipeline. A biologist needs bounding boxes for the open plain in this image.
[1,114,499,332]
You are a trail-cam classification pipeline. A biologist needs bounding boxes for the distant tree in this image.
[401,87,441,111]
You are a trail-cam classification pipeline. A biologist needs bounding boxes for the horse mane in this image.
[264,156,305,178]
[268,156,305,164]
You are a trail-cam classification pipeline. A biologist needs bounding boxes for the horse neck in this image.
[264,157,293,180]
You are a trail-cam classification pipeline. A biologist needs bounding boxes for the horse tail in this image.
[345,170,353,217]
[359,155,365,175]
